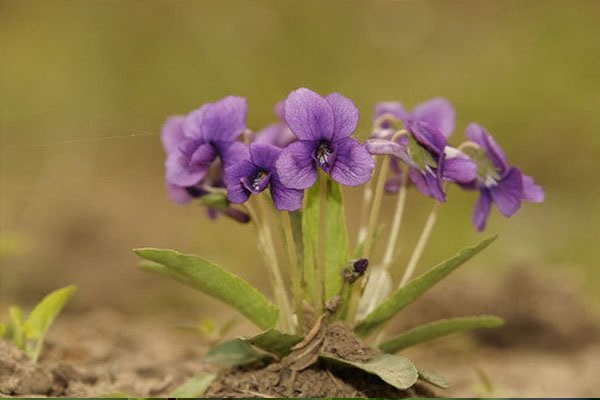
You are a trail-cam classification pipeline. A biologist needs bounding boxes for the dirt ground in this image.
[1,267,599,398]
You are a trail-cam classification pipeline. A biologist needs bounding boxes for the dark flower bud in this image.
[353,258,369,275]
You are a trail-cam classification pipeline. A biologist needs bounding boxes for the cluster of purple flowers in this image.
[161,88,544,231]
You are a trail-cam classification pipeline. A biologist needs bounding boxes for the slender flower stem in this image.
[245,199,294,332]
[282,211,305,334]
[399,201,440,287]
[382,169,409,268]
[315,171,327,314]
[356,182,373,248]
[362,158,389,260]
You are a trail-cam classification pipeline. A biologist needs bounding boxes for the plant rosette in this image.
[136,88,544,397]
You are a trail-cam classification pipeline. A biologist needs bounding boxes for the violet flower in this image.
[253,101,297,148]
[275,88,375,189]
[366,98,476,201]
[165,96,249,188]
[463,123,545,231]
[225,143,303,211]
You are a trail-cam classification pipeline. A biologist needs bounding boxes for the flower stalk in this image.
[282,211,305,334]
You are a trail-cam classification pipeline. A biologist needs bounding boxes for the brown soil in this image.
[1,267,599,397]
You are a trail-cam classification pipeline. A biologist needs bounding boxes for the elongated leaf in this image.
[23,286,76,340]
[170,371,216,397]
[136,249,278,330]
[321,353,418,390]
[355,236,497,337]
[242,329,302,358]
[9,306,25,349]
[289,210,304,269]
[379,315,504,353]
[418,369,450,389]
[324,179,349,299]
[302,175,321,301]
[203,339,265,366]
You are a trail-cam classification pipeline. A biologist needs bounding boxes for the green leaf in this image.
[379,315,505,353]
[408,135,437,170]
[242,329,302,358]
[324,179,349,299]
[321,353,418,390]
[418,369,450,389]
[23,285,76,340]
[9,306,25,349]
[202,339,265,366]
[355,236,497,337]
[136,250,279,330]
[170,371,216,397]
[289,210,304,271]
[302,175,321,301]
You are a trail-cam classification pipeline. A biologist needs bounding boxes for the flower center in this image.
[315,142,332,168]
[252,170,268,191]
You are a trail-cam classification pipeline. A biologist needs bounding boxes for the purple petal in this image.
[270,174,304,211]
[250,143,282,170]
[275,140,319,190]
[326,93,359,140]
[165,142,215,187]
[161,115,186,153]
[183,104,209,140]
[200,96,248,142]
[406,120,447,155]
[409,168,446,202]
[284,88,334,141]
[385,175,403,194]
[166,182,193,205]
[365,138,415,167]
[375,102,409,121]
[213,141,250,168]
[330,138,375,187]
[254,123,296,148]
[522,174,545,203]
[473,189,492,232]
[442,149,477,183]
[274,100,285,121]
[241,171,271,194]
[489,167,523,217]
[466,123,509,174]
[412,97,456,138]
[224,160,257,204]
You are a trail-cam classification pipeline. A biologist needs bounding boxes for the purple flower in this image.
[253,101,297,148]
[275,88,375,189]
[165,96,249,188]
[464,123,545,231]
[225,143,303,211]
[366,98,476,201]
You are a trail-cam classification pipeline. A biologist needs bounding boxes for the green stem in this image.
[315,171,327,314]
[382,169,409,268]
[245,199,294,332]
[356,182,373,251]
[282,211,305,334]
[399,201,440,287]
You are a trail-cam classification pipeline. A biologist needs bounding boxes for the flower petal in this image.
[412,97,456,138]
[284,88,334,141]
[466,123,509,175]
[161,115,186,153]
[365,138,415,167]
[165,141,214,187]
[224,160,256,204]
[473,189,492,232]
[442,149,477,183]
[254,123,296,148]
[409,167,446,202]
[522,174,545,203]
[330,138,375,186]
[166,182,193,205]
[270,174,304,211]
[326,93,359,140]
[275,140,319,190]
[250,143,281,170]
[201,96,248,142]
[213,141,250,168]
[406,120,447,155]
[490,167,523,217]
[183,104,209,140]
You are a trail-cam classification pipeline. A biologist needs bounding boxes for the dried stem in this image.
[399,201,440,287]
[382,168,409,268]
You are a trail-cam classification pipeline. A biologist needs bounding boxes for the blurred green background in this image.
[1,0,599,316]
